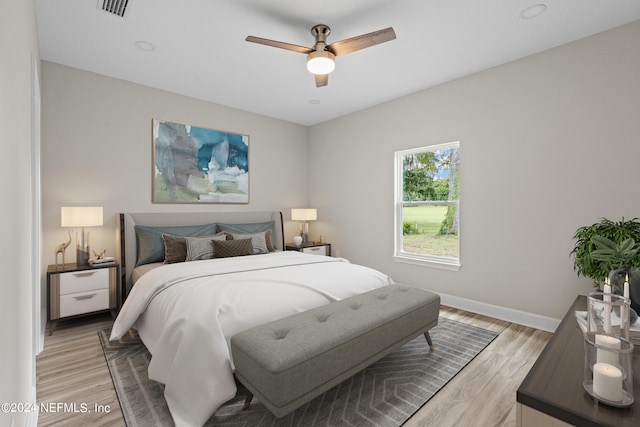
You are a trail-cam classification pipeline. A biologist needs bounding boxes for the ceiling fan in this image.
[246,24,396,87]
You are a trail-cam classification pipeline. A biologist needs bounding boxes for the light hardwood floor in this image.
[36,307,552,426]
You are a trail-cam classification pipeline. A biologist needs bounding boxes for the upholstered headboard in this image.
[116,211,284,303]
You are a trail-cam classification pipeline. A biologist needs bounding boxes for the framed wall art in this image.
[152,119,249,203]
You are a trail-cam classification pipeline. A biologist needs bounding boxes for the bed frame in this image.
[116,211,285,305]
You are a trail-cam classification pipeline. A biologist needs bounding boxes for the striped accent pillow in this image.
[185,233,227,261]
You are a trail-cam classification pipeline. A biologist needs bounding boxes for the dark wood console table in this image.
[517,295,639,426]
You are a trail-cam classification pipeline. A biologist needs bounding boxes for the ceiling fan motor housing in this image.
[311,24,331,43]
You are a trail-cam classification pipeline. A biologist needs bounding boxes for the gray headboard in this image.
[116,211,284,303]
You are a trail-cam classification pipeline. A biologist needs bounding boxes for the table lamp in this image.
[291,208,317,243]
[61,206,103,266]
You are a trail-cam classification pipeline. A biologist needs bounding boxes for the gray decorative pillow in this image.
[228,231,269,254]
[135,223,217,266]
[185,233,227,261]
[217,221,275,251]
[213,239,254,258]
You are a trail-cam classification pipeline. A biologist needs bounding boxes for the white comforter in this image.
[110,251,392,427]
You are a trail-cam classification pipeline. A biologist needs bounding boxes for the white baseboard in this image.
[439,292,560,333]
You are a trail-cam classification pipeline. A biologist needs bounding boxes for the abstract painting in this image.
[152,119,249,203]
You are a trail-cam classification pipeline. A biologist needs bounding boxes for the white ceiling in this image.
[35,0,640,126]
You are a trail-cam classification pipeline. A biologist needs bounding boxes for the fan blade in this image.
[245,36,313,54]
[315,74,328,88]
[327,27,396,56]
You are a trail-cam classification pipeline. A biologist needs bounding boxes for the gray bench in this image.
[230,284,440,423]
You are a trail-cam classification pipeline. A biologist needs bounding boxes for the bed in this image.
[110,211,393,427]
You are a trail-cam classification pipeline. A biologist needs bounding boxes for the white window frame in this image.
[394,141,461,270]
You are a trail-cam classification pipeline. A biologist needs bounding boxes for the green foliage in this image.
[402,152,442,202]
[431,179,450,201]
[403,168,435,201]
[439,171,459,235]
[403,221,419,235]
[439,206,457,236]
[570,217,640,285]
[590,235,640,269]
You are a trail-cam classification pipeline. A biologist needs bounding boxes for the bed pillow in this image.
[213,239,254,258]
[134,223,217,266]
[185,233,227,261]
[162,234,187,264]
[217,221,276,251]
[264,230,275,252]
[226,231,270,254]
[164,232,227,263]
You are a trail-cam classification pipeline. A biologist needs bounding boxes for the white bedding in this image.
[110,251,392,427]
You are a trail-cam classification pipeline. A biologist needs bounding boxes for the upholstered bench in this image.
[230,284,440,423]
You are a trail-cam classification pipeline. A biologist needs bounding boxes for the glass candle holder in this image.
[587,292,631,340]
[583,331,634,407]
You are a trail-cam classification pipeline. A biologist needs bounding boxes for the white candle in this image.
[620,280,631,334]
[595,334,621,366]
[624,281,629,299]
[593,362,623,402]
[603,284,612,333]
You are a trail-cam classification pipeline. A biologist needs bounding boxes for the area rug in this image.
[99,318,497,427]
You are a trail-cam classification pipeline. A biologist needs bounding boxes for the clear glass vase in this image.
[587,291,631,340]
[583,331,634,407]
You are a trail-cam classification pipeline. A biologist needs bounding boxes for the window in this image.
[394,141,460,269]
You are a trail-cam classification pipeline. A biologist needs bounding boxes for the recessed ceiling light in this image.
[308,99,320,105]
[134,41,155,51]
[519,4,547,20]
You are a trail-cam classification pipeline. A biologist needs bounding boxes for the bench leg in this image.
[424,331,434,352]
[242,392,253,410]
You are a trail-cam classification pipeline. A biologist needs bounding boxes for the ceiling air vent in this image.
[100,0,129,18]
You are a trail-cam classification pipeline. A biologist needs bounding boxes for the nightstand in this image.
[286,242,331,256]
[47,263,120,335]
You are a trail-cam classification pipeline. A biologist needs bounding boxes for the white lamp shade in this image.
[291,208,317,221]
[61,206,103,227]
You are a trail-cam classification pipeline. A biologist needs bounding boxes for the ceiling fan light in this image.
[307,51,335,75]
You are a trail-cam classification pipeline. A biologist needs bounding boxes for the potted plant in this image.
[590,235,640,314]
[571,217,640,312]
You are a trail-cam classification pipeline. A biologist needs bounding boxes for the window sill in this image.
[393,254,461,271]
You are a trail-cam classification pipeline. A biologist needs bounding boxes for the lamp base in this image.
[76,248,90,266]
[300,221,310,243]
[76,230,90,266]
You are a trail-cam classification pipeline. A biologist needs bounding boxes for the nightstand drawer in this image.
[302,245,328,256]
[47,263,120,334]
[59,268,109,295]
[59,289,110,318]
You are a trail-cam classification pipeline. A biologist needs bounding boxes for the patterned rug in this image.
[99,318,497,427]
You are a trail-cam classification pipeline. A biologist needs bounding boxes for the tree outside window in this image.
[394,141,460,268]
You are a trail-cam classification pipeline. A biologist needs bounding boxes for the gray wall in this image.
[41,62,310,271]
[0,1,39,426]
[308,20,640,324]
